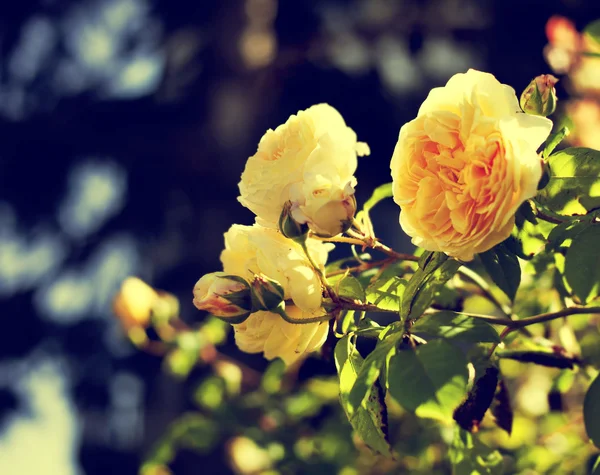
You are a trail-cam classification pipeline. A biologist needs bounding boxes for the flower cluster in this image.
[194,104,367,365]
[193,70,554,365]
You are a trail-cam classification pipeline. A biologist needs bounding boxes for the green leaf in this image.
[543,126,570,159]
[261,359,286,394]
[347,332,402,414]
[585,373,600,449]
[479,244,521,302]
[593,454,600,475]
[334,335,391,456]
[387,339,469,422]
[565,225,600,303]
[449,428,504,475]
[331,274,366,301]
[546,219,588,250]
[411,311,500,343]
[401,252,462,322]
[585,19,600,46]
[362,182,393,215]
[365,272,407,311]
[537,147,600,215]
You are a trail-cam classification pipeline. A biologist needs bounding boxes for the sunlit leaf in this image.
[584,373,600,449]
[449,428,504,475]
[537,147,600,215]
[366,273,407,311]
[479,244,521,302]
[361,182,393,215]
[347,332,402,413]
[542,126,570,159]
[334,335,391,455]
[564,225,600,303]
[411,311,500,343]
[401,252,462,322]
[388,339,468,422]
[330,274,366,301]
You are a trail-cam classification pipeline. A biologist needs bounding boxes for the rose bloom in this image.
[219,224,333,364]
[391,69,552,261]
[238,103,370,237]
[232,308,329,366]
[220,224,332,312]
[113,277,159,329]
[192,272,251,319]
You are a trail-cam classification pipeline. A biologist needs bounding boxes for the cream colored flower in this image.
[232,307,329,366]
[113,277,159,328]
[238,103,369,237]
[192,272,252,319]
[220,224,333,312]
[391,69,553,261]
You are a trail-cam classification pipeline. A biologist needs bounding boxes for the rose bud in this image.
[250,273,285,311]
[520,74,559,117]
[113,277,160,329]
[193,272,252,323]
[279,201,309,242]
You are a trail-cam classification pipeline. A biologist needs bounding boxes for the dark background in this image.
[0,0,599,474]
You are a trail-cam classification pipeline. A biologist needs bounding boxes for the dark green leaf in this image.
[388,339,468,422]
[449,428,504,475]
[585,19,600,46]
[334,335,391,456]
[401,253,462,322]
[585,373,600,449]
[411,311,500,343]
[453,366,499,433]
[565,225,600,303]
[546,220,588,250]
[537,147,600,215]
[366,274,407,311]
[491,378,513,435]
[479,245,521,302]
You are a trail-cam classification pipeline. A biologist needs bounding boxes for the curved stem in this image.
[457,266,513,318]
[513,306,600,328]
[273,306,333,324]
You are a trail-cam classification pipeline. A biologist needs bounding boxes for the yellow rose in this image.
[192,272,252,320]
[390,69,553,261]
[232,307,329,365]
[113,277,159,328]
[238,103,370,237]
[220,224,333,312]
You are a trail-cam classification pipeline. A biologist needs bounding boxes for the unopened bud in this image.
[193,272,252,323]
[520,74,559,117]
[113,277,160,329]
[279,201,309,242]
[250,273,285,311]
